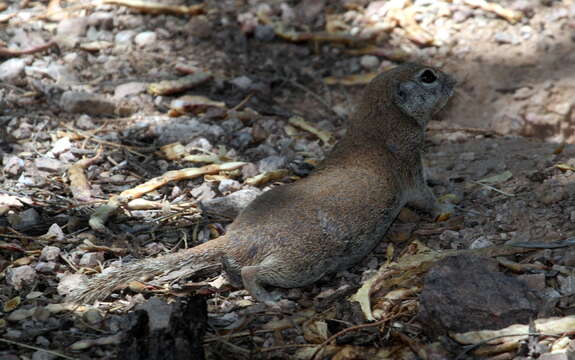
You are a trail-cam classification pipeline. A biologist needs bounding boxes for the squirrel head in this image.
[367,63,456,128]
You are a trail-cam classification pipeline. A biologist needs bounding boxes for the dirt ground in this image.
[2,0,575,359]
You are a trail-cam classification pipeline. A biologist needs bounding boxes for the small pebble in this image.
[134,31,157,47]
[42,247,62,262]
[79,252,105,267]
[6,265,37,290]
[360,55,380,70]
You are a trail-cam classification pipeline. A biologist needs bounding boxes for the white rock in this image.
[114,82,147,98]
[35,262,58,273]
[360,55,380,70]
[79,252,105,267]
[75,114,96,130]
[218,179,241,194]
[40,246,61,261]
[56,19,86,48]
[34,158,64,172]
[231,76,253,90]
[258,155,287,172]
[44,223,65,241]
[115,30,136,45]
[134,31,157,47]
[6,265,37,290]
[3,155,25,176]
[0,58,26,82]
[57,273,88,296]
[469,236,494,249]
[48,137,72,157]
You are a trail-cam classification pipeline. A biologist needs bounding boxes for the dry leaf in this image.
[288,116,333,144]
[245,169,289,186]
[478,170,513,184]
[148,72,212,96]
[303,319,329,343]
[3,296,21,312]
[12,256,35,266]
[161,142,187,160]
[182,153,227,164]
[555,163,575,172]
[452,315,575,345]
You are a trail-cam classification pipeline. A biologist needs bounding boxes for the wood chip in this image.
[102,0,204,15]
[148,72,212,96]
[288,116,332,144]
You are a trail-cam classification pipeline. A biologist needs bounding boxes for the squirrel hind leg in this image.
[221,255,243,288]
[240,265,282,306]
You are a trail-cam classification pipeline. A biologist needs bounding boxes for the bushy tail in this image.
[68,236,229,304]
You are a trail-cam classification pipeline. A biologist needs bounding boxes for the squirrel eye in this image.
[419,69,437,84]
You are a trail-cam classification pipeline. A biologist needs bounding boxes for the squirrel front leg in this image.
[405,179,453,220]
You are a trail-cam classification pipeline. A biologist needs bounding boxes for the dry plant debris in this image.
[2,0,575,359]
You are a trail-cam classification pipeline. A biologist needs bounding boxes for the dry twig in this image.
[67,147,103,202]
[0,41,56,57]
[102,0,204,15]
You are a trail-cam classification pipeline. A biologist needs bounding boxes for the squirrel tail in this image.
[68,236,229,304]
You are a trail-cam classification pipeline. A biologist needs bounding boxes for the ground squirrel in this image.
[70,63,456,305]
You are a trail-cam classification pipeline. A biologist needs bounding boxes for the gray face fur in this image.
[393,67,455,127]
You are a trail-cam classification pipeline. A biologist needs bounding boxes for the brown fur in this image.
[70,63,455,305]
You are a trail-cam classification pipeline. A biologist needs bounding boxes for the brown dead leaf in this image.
[303,319,329,344]
[245,169,289,187]
[12,256,35,266]
[555,163,575,172]
[148,72,212,96]
[288,116,333,144]
[452,315,575,345]
[3,296,21,312]
[160,142,187,160]
[478,171,513,184]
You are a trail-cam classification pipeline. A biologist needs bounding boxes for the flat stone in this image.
[134,31,157,47]
[0,58,25,82]
[40,246,61,261]
[114,82,148,98]
[79,252,105,267]
[34,158,64,172]
[60,91,116,116]
[6,265,37,290]
[418,254,539,334]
